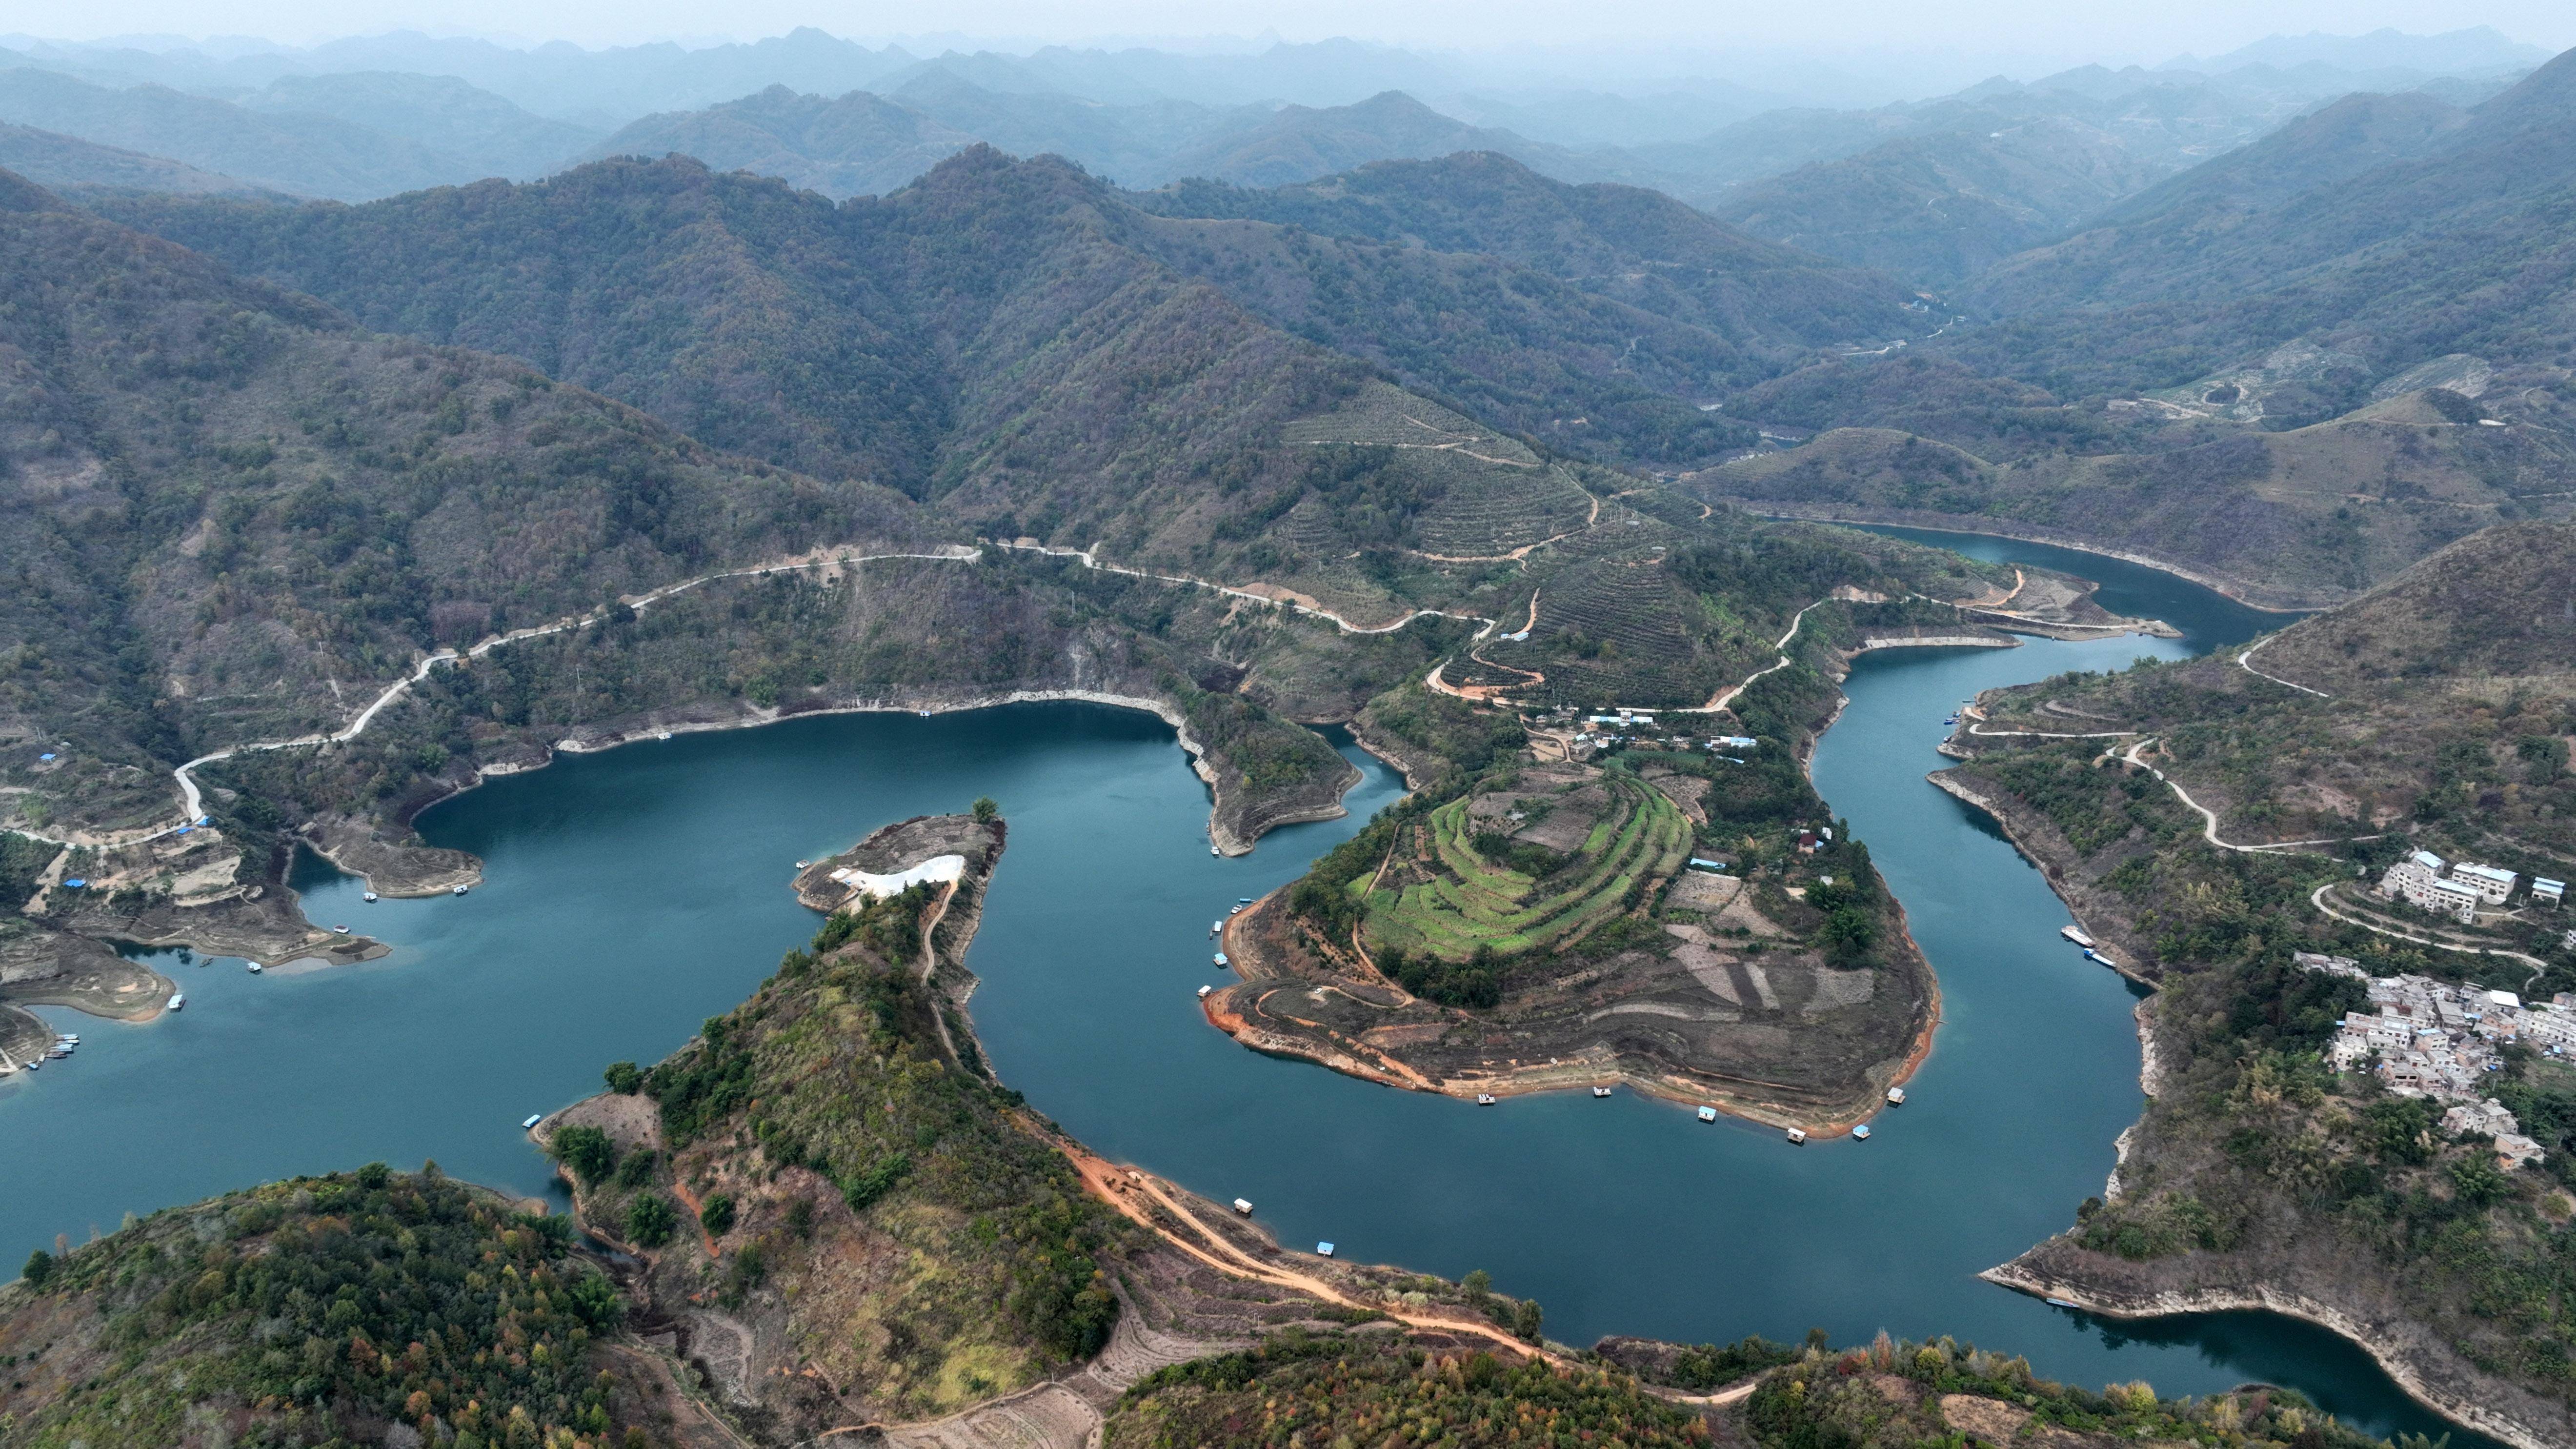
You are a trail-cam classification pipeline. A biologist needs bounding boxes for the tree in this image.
[20,1248,52,1287]
[972,795,1000,823]
[549,1125,619,1186]
[625,1193,677,1248]
[603,1060,643,1094]
[700,1193,737,1235]
[1512,1298,1544,1343]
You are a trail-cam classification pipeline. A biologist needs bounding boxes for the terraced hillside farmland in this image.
[1223,644,1940,1129]
[1364,767,1691,963]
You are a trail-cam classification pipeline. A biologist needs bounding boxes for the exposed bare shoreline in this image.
[1753,506,2326,614]
[1980,1263,2553,1449]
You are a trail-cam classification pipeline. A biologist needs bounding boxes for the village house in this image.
[2299,953,2566,1168]
[2451,862,2518,904]
[2377,850,2483,924]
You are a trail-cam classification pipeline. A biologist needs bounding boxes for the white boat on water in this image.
[2060,925,2095,948]
[1476,1094,1498,1106]
[522,1113,543,1129]
[247,962,263,973]
[1592,1086,1613,1098]
[167,993,184,1011]
[1696,1106,1717,1122]
[1316,1242,1335,1257]
[2045,1297,2082,1309]
[1852,1124,1872,1140]
[1886,1087,1907,1106]
[1213,952,1229,967]
[1196,985,1212,998]
[362,891,378,903]
[453,884,469,895]
[1785,1127,1808,1145]
[1232,1198,1254,1215]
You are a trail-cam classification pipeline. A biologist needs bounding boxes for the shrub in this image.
[699,1193,736,1236]
[625,1193,677,1248]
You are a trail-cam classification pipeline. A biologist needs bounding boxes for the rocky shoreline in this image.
[1981,1257,2563,1449]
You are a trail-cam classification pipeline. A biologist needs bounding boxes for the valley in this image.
[4,16,2576,1449]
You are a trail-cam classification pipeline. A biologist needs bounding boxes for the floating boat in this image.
[1228,904,1244,915]
[1476,1093,1498,1106]
[1213,952,1229,967]
[522,1113,544,1130]
[1197,985,1213,998]
[332,924,349,933]
[657,730,672,740]
[1232,1198,1254,1215]
[1852,1124,1872,1140]
[362,891,378,903]
[2045,1297,2082,1310]
[247,962,263,974]
[1696,1106,1718,1123]
[2084,948,2110,965]
[1210,920,1223,935]
[453,884,469,896]
[1591,1086,1613,1098]
[1237,898,1254,906]
[2060,925,2095,948]
[1210,846,1220,857]
[20,1057,37,1070]
[1316,1242,1336,1257]
[1785,1127,1808,1145]
[917,709,932,718]
[1885,1087,1906,1106]
[167,993,184,1011]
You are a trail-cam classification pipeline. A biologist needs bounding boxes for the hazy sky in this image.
[10,1,2571,65]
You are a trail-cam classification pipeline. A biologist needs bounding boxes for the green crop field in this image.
[1360,772,1690,961]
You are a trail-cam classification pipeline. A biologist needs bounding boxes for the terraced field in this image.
[1359,770,1691,961]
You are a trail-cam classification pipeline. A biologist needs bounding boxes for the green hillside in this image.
[0,1168,651,1449]
[1940,523,2576,1441]
[1950,48,2576,399]
[0,171,920,831]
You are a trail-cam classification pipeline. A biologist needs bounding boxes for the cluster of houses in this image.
[2300,952,2565,1168]
[2375,850,2560,924]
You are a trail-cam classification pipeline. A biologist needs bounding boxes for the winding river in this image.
[0,530,2497,1447]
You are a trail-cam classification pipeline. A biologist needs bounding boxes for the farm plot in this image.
[1360,771,1691,962]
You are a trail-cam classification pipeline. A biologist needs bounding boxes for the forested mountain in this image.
[1951,47,2576,399]
[1710,116,2167,285]
[235,70,603,181]
[0,64,594,200]
[0,168,920,814]
[0,66,448,199]
[1129,151,1917,345]
[0,120,276,198]
[106,148,1917,484]
[583,84,979,199]
[1150,90,1599,189]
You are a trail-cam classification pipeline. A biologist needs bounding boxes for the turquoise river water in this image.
[0,529,2498,1447]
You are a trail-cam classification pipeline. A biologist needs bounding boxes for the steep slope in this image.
[107,149,1899,489]
[0,66,459,200]
[581,85,978,198]
[1711,116,2170,286]
[0,119,277,198]
[1127,151,1921,346]
[1954,47,2576,396]
[0,168,923,832]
